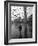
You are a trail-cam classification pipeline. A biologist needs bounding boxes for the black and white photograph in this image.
[4,1,37,45]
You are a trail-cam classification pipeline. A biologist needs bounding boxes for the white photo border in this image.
[4,1,37,45]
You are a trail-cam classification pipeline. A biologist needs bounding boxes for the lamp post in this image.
[18,17,22,38]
